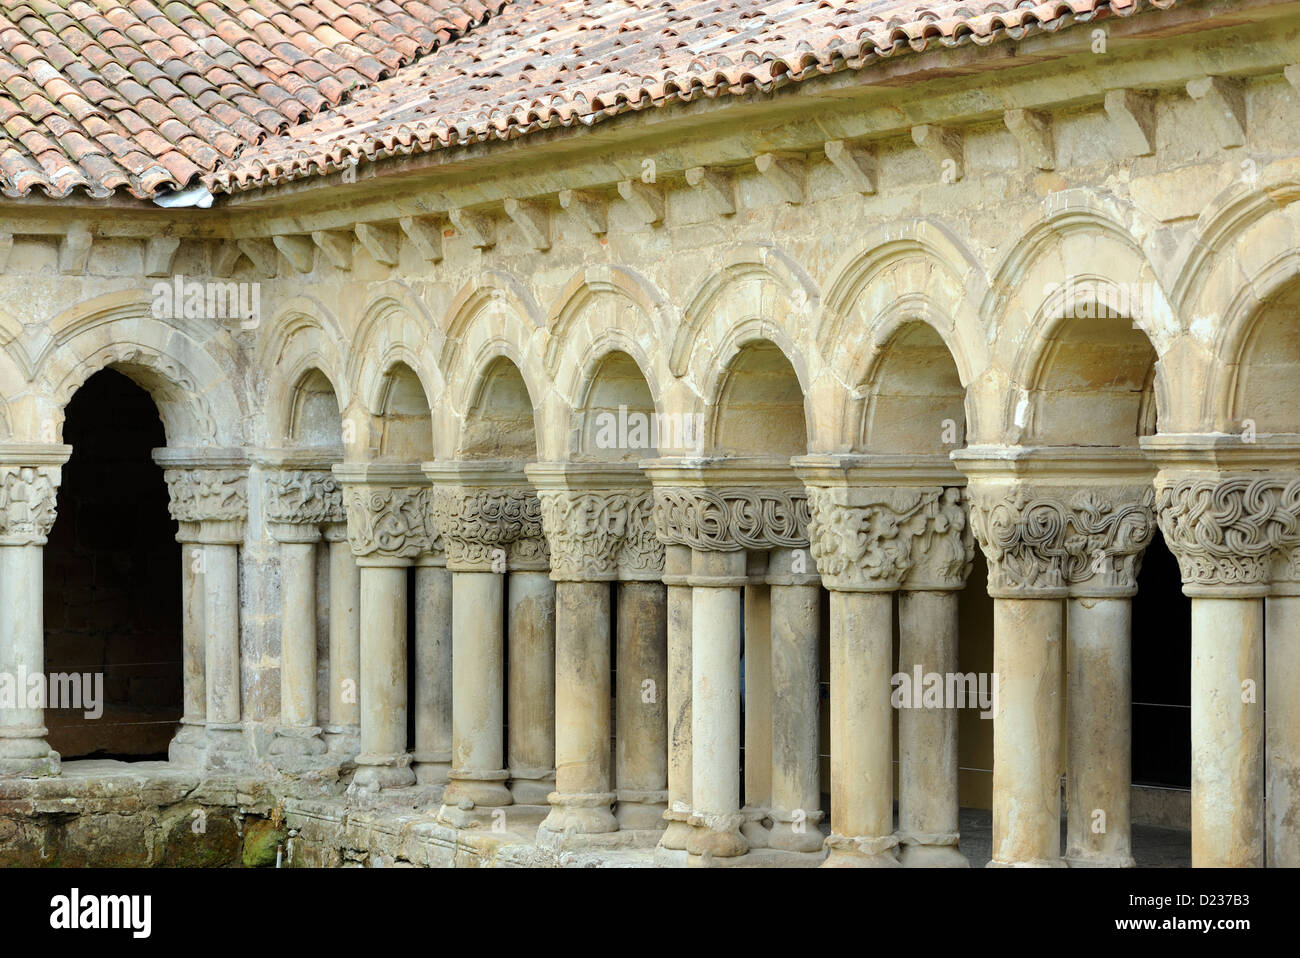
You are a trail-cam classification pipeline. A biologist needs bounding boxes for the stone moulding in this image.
[425,460,548,573]
[334,462,435,564]
[263,469,345,527]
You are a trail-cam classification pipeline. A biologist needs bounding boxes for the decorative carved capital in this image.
[537,489,663,581]
[431,487,548,572]
[967,483,1156,598]
[164,468,249,524]
[0,466,60,545]
[804,486,935,592]
[651,487,809,552]
[343,483,434,563]
[1155,475,1300,596]
[264,470,345,528]
[904,487,976,592]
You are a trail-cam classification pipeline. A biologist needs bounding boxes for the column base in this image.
[539,790,618,838]
[768,810,826,853]
[508,767,555,806]
[168,721,207,766]
[821,833,901,868]
[323,725,361,759]
[686,811,748,859]
[270,726,327,755]
[201,724,250,769]
[411,751,452,786]
[615,788,668,831]
[986,856,1069,868]
[1066,853,1135,868]
[658,808,693,851]
[0,749,60,778]
[900,840,970,868]
[740,806,771,848]
[350,753,416,791]
[441,768,512,812]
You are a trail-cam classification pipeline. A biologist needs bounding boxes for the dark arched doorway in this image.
[44,368,182,760]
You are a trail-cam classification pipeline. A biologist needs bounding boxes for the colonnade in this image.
[1,437,1298,868]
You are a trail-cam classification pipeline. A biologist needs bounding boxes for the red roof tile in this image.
[0,0,505,198]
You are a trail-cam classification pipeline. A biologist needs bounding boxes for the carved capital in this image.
[804,486,935,592]
[651,487,809,552]
[967,483,1156,598]
[536,488,663,581]
[431,486,548,572]
[343,483,434,564]
[264,469,345,532]
[0,466,60,545]
[164,467,249,543]
[1155,475,1300,596]
[904,487,976,592]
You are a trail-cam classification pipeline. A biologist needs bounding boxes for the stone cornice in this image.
[424,459,548,573]
[525,462,662,581]
[641,457,809,553]
[334,461,434,565]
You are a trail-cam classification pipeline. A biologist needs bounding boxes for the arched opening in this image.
[44,368,181,761]
[1231,282,1300,434]
[460,356,538,460]
[290,368,345,449]
[577,351,658,461]
[377,362,433,462]
[861,321,967,453]
[712,341,807,457]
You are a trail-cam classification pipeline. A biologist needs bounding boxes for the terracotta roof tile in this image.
[0,0,505,198]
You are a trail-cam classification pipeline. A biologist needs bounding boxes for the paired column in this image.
[530,463,667,845]
[323,522,361,754]
[160,458,250,766]
[411,552,453,785]
[1145,435,1300,868]
[428,461,553,823]
[957,447,1156,868]
[336,464,433,790]
[265,468,347,765]
[658,543,694,853]
[0,451,69,777]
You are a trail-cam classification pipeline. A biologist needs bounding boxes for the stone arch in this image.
[986,197,1174,444]
[1174,175,1300,433]
[856,319,970,455]
[458,352,539,461]
[818,221,987,451]
[570,347,660,462]
[708,337,809,458]
[373,359,435,462]
[31,290,245,448]
[257,295,349,448]
[1222,277,1300,437]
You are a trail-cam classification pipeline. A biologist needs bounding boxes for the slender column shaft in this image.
[990,597,1064,867]
[279,541,318,729]
[687,549,748,858]
[768,569,823,852]
[616,580,668,830]
[203,543,242,737]
[507,570,556,804]
[326,536,360,741]
[443,570,510,807]
[541,580,616,835]
[170,540,206,758]
[353,564,414,788]
[742,568,772,815]
[1267,594,1300,867]
[1191,597,1264,867]
[412,561,453,784]
[897,590,967,866]
[659,544,694,851]
[1065,597,1133,867]
[823,590,897,867]
[0,544,58,775]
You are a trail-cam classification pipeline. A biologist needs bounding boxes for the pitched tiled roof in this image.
[211,0,1181,195]
[0,0,505,199]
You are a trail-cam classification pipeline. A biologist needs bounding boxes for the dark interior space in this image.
[1131,532,1192,788]
[44,368,182,761]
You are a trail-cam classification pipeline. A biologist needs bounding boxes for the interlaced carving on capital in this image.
[904,487,976,592]
[652,487,809,552]
[968,485,1156,598]
[0,466,59,543]
[538,489,663,580]
[804,486,935,592]
[163,468,248,524]
[1156,476,1300,594]
[431,487,548,572]
[344,484,434,562]
[264,470,345,526]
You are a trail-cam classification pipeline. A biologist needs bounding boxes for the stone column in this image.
[658,543,694,854]
[264,468,345,764]
[161,460,249,765]
[741,550,772,844]
[797,459,936,868]
[336,464,432,790]
[411,552,453,785]
[323,522,360,754]
[428,462,547,823]
[0,451,68,777]
[766,546,824,852]
[170,533,206,764]
[506,564,555,805]
[1269,542,1300,867]
[529,464,664,844]
[958,447,1157,868]
[1145,436,1300,868]
[646,461,812,863]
